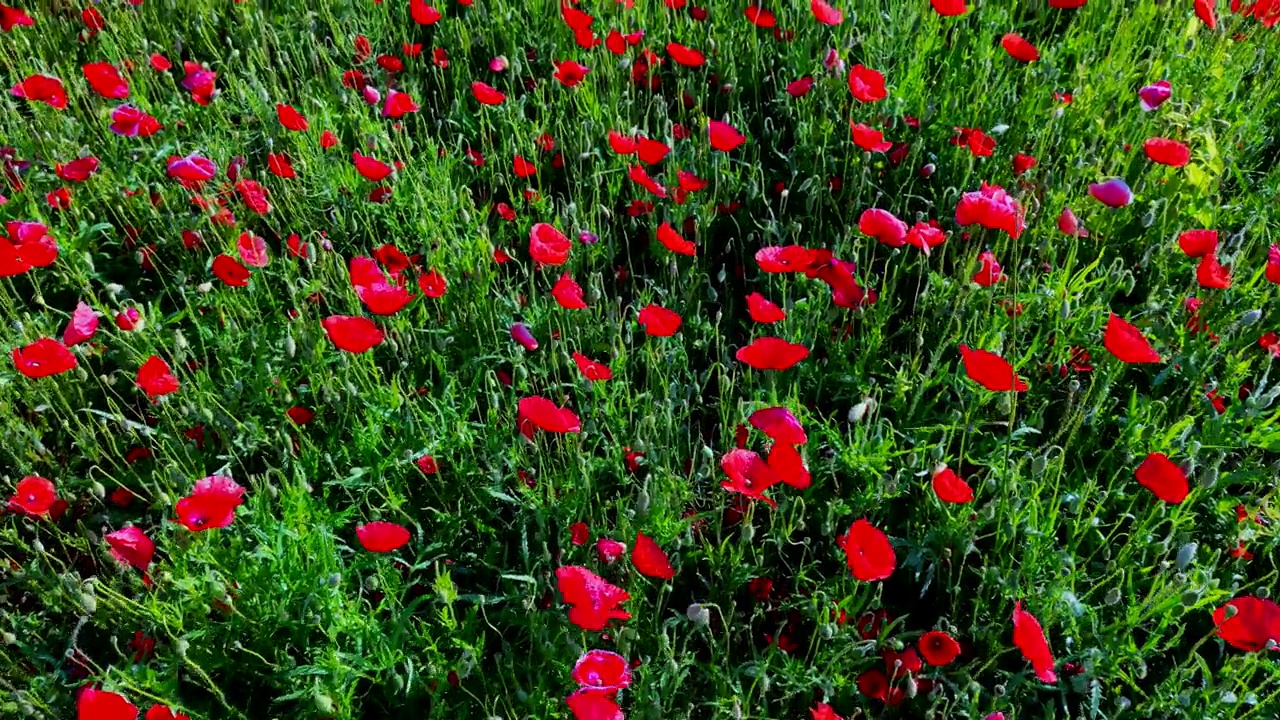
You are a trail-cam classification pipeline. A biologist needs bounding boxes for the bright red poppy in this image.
[768,442,810,489]
[918,630,961,665]
[136,356,180,398]
[64,301,99,346]
[842,519,895,581]
[9,475,56,516]
[106,526,155,572]
[56,156,100,182]
[12,338,77,379]
[958,344,1028,392]
[859,208,908,246]
[811,0,844,25]
[1001,33,1039,62]
[572,649,631,691]
[77,688,139,720]
[12,74,67,109]
[721,448,784,505]
[708,120,746,151]
[745,5,777,27]
[517,396,581,438]
[276,103,308,131]
[1213,596,1280,651]
[572,352,612,381]
[667,42,706,67]
[556,565,632,631]
[746,292,786,323]
[1196,254,1232,289]
[1012,601,1057,682]
[848,64,886,102]
[1103,313,1161,364]
[931,0,968,15]
[1178,229,1218,257]
[931,465,975,503]
[213,254,251,286]
[956,182,1024,239]
[1134,452,1189,503]
[638,304,682,336]
[471,81,506,105]
[530,223,572,265]
[1144,137,1191,167]
[632,532,674,579]
[352,152,393,182]
[656,222,696,255]
[356,521,411,552]
[851,122,892,152]
[736,337,809,370]
[322,316,384,353]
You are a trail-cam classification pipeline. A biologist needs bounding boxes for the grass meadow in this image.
[2,0,1280,718]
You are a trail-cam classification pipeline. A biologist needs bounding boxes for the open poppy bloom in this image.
[356,521,411,552]
[721,448,784,506]
[106,527,155,572]
[918,630,961,665]
[1134,452,1188,503]
[175,475,245,532]
[842,519,895,581]
[1213,596,1280,651]
[9,475,57,516]
[77,688,139,720]
[322,316,384,353]
[1012,601,1057,682]
[736,337,809,370]
[136,356,180,398]
[1103,313,1161,364]
[632,532,674,579]
[555,565,632,631]
[572,649,632,691]
[959,344,1028,392]
[638,304,682,336]
[517,396,581,439]
[955,182,1024,239]
[931,465,974,503]
[12,338,77,379]
[749,407,807,444]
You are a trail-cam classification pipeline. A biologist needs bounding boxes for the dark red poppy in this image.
[12,338,76,379]
[959,344,1028,392]
[918,630,961,665]
[842,519,895,581]
[736,337,809,370]
[322,316,384,353]
[356,521,411,552]
[1134,452,1189,504]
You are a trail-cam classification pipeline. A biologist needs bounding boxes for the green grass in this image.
[3,0,1280,718]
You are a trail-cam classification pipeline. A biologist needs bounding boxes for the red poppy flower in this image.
[1194,0,1218,27]
[81,62,129,98]
[931,0,968,15]
[1103,313,1161,364]
[748,407,806,445]
[12,338,77,379]
[572,649,632,691]
[959,344,1028,392]
[322,316,384,353]
[1057,207,1089,238]
[847,64,886,102]
[556,565,632,631]
[175,476,245,532]
[356,521,410,552]
[721,448,784,505]
[8,475,56,516]
[266,153,296,179]
[1012,601,1057,682]
[352,152,393,182]
[667,42,705,67]
[569,522,590,546]
[956,182,1025,239]
[656,223,696,256]
[708,120,746,151]
[418,268,447,297]
[167,153,217,183]
[842,519,895,581]
[529,223,571,266]
[787,76,815,97]
[1266,244,1280,284]
[931,465,975,503]
[565,689,622,720]
[410,0,442,23]
[811,0,844,25]
[521,264,570,303]
[1134,452,1189,504]
[632,532,674,579]
[1213,596,1280,651]
[859,208,908,246]
[56,156,100,182]
[12,74,67,109]
[136,356,180,398]
[1172,231,1217,262]
[145,705,190,720]
[472,81,506,105]
[768,442,810,489]
[106,526,155,572]
[64,301,99,346]
[637,304,682,336]
[918,630,961,665]
[110,104,162,137]
[1196,254,1232,289]
[856,668,888,700]
[0,5,35,31]
[1144,137,1191,167]
[1012,153,1037,175]
[572,352,613,381]
[517,396,581,439]
[276,103,308,131]
[745,293,786,323]
[736,337,809,370]
[745,5,777,27]
[1001,33,1039,62]
[212,254,251,286]
[597,537,627,563]
[851,122,892,152]
[77,688,139,720]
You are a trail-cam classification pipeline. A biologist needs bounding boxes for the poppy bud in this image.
[1104,587,1122,605]
[904,673,918,698]
[81,592,97,614]
[685,603,708,625]
[1198,465,1217,489]
[315,693,335,714]
[1176,542,1197,570]
[740,523,754,543]
[175,638,190,657]
[1241,309,1262,325]
[1,632,14,645]
[636,487,650,513]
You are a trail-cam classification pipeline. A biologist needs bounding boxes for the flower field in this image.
[4,0,1280,718]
